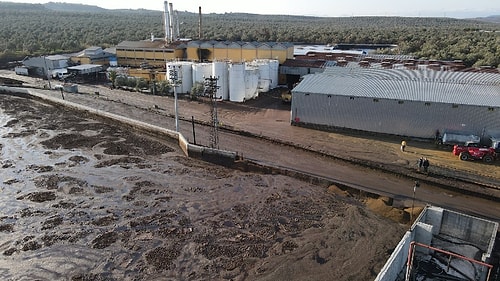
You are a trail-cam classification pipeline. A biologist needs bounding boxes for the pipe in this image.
[406,241,493,281]
[198,6,202,40]
[169,3,175,42]
[175,10,180,39]
[163,1,170,43]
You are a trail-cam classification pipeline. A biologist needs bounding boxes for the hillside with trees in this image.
[1,2,499,68]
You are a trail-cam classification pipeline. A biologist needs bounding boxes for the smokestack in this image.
[175,10,180,39]
[198,6,202,40]
[169,2,176,42]
[163,1,170,43]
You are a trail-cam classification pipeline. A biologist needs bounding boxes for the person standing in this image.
[401,140,407,152]
[418,157,424,172]
[423,158,430,173]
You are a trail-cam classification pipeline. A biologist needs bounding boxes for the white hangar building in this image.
[290,67,500,140]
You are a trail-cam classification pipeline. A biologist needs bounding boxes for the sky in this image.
[2,0,500,18]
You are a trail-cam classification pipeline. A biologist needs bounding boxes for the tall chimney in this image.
[175,10,180,39]
[198,6,202,40]
[163,1,170,43]
[169,3,176,42]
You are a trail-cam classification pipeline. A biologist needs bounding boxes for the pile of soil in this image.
[0,94,407,280]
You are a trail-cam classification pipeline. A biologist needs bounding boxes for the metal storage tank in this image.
[258,78,270,93]
[192,63,213,84]
[166,61,193,94]
[229,63,246,102]
[245,67,259,100]
[269,59,280,88]
[256,60,271,92]
[212,61,229,100]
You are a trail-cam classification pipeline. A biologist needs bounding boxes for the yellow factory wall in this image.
[174,49,185,60]
[213,48,228,61]
[226,48,243,62]
[273,49,290,64]
[242,48,257,62]
[129,69,166,81]
[116,43,294,66]
[116,48,176,67]
[70,57,91,65]
[186,47,200,61]
[185,47,214,61]
[256,48,273,60]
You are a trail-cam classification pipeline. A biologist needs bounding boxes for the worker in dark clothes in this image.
[418,157,424,172]
[422,158,429,173]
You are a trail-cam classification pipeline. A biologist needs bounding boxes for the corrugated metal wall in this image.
[291,92,500,139]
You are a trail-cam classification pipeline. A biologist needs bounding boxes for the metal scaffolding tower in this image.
[204,76,220,149]
[168,66,180,132]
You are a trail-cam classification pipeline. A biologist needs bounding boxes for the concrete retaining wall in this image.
[0,86,237,166]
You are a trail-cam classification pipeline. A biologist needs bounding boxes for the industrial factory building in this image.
[185,41,293,64]
[114,1,294,68]
[115,40,185,68]
[291,66,500,140]
[115,40,293,68]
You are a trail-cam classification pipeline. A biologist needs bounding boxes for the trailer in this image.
[14,66,29,76]
[441,131,480,146]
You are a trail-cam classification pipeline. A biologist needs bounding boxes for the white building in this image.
[22,55,69,78]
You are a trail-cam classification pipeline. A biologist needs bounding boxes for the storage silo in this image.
[245,67,259,100]
[256,59,271,92]
[213,61,229,100]
[269,59,279,88]
[192,63,213,84]
[166,61,193,94]
[229,63,246,102]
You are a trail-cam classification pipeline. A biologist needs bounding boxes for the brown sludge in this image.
[0,94,406,280]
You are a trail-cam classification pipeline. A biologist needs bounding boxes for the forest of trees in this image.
[1,2,499,68]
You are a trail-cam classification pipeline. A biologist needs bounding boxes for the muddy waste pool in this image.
[0,94,406,280]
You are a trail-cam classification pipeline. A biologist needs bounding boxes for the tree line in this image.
[1,2,499,68]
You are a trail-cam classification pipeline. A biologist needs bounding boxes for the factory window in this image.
[398,100,404,104]
[373,98,379,102]
[452,104,459,108]
[425,102,431,106]
[327,95,332,98]
[488,107,495,111]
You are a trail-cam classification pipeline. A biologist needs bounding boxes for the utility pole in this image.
[168,66,181,132]
[410,181,420,226]
[204,76,220,149]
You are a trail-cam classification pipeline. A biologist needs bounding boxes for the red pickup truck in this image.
[452,143,497,163]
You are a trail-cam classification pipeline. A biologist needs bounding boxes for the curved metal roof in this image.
[293,67,500,107]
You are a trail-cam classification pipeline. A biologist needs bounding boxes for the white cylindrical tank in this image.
[245,67,259,100]
[269,59,279,88]
[258,79,270,93]
[257,60,270,93]
[192,63,213,84]
[257,60,271,81]
[166,61,193,94]
[229,63,245,102]
[212,61,229,100]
